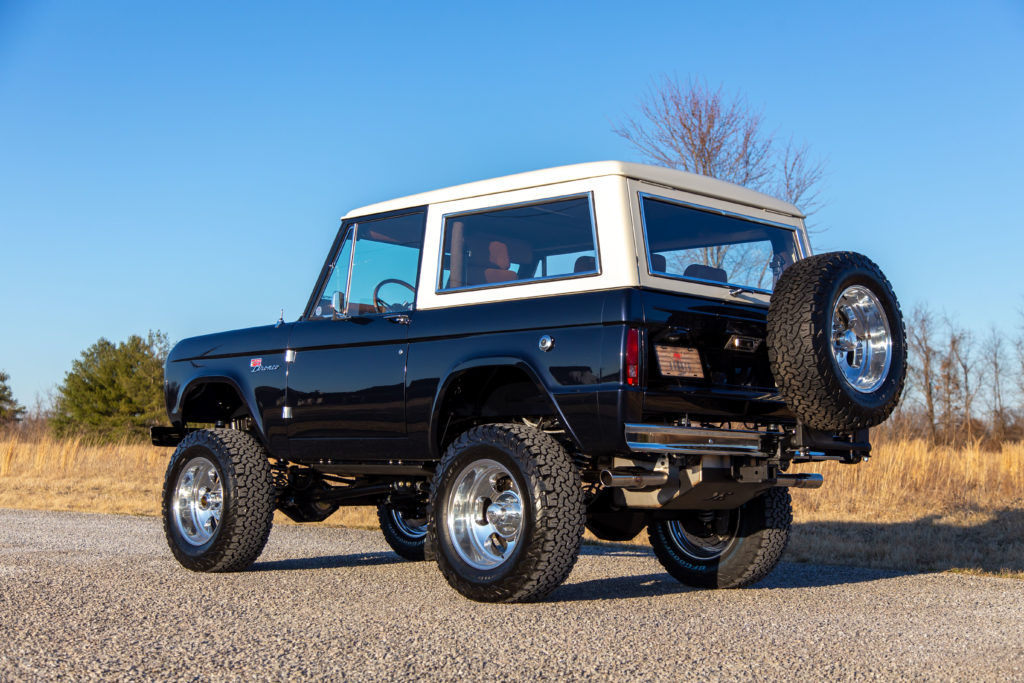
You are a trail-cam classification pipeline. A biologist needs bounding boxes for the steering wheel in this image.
[373,278,416,313]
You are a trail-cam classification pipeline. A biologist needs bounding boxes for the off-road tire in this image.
[427,423,585,603]
[162,428,275,572]
[377,503,427,561]
[767,251,907,431]
[648,487,792,589]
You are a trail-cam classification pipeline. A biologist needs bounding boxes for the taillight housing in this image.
[625,327,640,386]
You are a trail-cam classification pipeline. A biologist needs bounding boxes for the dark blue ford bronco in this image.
[153,162,906,602]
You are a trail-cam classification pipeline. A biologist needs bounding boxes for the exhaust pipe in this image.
[600,469,669,489]
[775,473,823,489]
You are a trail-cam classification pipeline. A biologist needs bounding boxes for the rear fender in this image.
[428,356,581,459]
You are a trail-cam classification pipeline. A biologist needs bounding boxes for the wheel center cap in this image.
[485,491,523,537]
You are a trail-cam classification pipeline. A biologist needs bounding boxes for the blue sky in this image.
[1,1,1022,406]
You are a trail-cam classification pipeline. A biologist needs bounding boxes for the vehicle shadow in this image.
[785,508,1024,577]
[551,562,908,603]
[552,509,1024,602]
[253,551,404,572]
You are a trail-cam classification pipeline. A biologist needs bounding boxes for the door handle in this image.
[385,314,411,325]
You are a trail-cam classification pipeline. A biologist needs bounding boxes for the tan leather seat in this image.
[466,239,517,285]
[484,241,517,283]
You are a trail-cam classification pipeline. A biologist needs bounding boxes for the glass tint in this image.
[438,195,598,291]
[641,196,799,292]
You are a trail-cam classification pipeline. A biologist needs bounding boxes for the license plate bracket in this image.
[655,345,704,379]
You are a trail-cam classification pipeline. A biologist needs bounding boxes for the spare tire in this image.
[767,251,906,431]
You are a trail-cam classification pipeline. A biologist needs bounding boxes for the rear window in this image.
[438,195,599,292]
[641,195,800,293]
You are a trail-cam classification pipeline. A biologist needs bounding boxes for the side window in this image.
[312,211,425,318]
[438,195,598,291]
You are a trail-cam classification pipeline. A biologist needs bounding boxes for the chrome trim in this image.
[599,470,670,489]
[625,423,768,456]
[172,456,223,546]
[388,507,427,539]
[666,510,741,561]
[775,473,823,489]
[637,191,806,294]
[342,223,359,317]
[445,458,523,570]
[725,335,762,352]
[830,285,893,394]
[281,406,293,420]
[284,349,297,363]
[435,192,601,295]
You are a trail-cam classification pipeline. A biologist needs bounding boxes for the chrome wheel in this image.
[666,511,741,561]
[830,285,892,393]
[173,456,223,546]
[446,459,524,570]
[388,508,427,539]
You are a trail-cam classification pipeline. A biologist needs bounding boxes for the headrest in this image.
[650,254,667,272]
[574,255,596,273]
[684,263,728,283]
[488,241,511,270]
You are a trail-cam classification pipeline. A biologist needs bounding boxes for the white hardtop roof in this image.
[344,160,803,219]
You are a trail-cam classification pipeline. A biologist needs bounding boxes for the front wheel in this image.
[648,487,792,589]
[162,429,275,572]
[427,423,585,603]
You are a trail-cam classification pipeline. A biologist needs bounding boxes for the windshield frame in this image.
[638,191,807,296]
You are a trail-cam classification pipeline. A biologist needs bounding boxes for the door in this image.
[286,209,426,463]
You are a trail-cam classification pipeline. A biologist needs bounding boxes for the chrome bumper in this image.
[624,423,770,456]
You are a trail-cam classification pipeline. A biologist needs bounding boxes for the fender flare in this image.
[427,355,581,459]
[172,374,271,447]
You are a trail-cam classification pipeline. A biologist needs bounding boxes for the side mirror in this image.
[331,291,345,319]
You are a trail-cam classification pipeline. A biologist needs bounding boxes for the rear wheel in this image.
[377,503,427,561]
[162,429,275,572]
[648,487,792,589]
[428,423,585,603]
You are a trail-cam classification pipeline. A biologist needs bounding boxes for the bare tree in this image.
[613,76,825,215]
[982,327,1009,442]
[906,306,939,443]
[945,320,978,443]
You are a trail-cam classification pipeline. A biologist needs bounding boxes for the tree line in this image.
[0,332,168,443]
[878,308,1024,446]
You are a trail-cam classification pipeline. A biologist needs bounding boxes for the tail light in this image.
[625,327,640,386]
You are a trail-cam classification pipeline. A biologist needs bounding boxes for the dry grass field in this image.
[1,432,1021,578]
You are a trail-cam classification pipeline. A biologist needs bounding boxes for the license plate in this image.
[655,345,704,379]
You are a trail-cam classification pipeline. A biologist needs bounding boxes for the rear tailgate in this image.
[639,289,791,422]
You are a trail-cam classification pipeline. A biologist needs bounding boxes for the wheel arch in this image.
[428,356,582,460]
[173,376,270,446]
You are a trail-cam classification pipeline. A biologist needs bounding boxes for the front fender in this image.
[170,373,272,442]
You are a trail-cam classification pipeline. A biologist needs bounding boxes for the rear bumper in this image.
[624,423,774,456]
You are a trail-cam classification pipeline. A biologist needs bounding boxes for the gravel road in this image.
[1,508,1022,681]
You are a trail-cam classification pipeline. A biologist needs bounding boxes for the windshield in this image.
[641,195,800,293]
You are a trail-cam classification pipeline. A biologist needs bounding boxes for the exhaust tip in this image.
[776,473,823,489]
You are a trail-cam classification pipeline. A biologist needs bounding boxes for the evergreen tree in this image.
[52,331,169,442]
[0,370,26,426]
